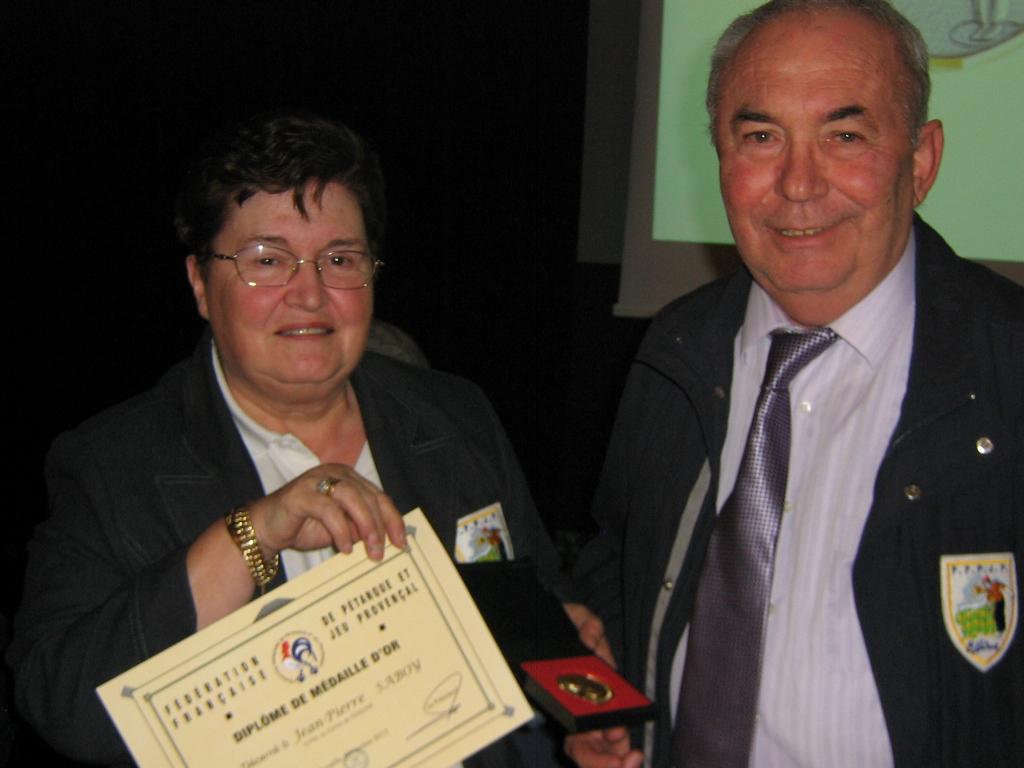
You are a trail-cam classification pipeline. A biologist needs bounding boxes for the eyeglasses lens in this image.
[234,246,374,289]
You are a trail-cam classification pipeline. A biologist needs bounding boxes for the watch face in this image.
[895,0,1023,57]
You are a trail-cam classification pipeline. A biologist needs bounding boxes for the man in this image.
[569,1,1023,766]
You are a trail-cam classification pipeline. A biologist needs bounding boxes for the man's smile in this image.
[778,227,826,237]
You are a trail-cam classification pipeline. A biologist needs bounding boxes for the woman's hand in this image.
[188,464,405,629]
[249,464,406,561]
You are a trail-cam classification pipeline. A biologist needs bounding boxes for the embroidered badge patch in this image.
[940,553,1017,672]
[454,502,514,564]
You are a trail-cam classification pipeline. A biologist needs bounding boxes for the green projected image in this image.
[653,0,1024,264]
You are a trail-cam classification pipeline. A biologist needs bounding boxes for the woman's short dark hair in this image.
[175,112,386,263]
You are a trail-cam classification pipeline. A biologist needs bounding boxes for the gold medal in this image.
[557,673,614,705]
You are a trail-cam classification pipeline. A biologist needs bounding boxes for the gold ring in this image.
[316,477,340,496]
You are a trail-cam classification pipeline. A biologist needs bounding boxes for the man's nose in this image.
[777,143,827,202]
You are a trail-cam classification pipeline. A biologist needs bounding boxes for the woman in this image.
[9,113,598,766]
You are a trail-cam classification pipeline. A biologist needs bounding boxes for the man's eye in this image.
[835,132,859,143]
[746,131,772,143]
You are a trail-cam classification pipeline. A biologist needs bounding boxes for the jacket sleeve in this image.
[570,361,653,660]
[8,429,200,764]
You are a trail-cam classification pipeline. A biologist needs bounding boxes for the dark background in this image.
[5,2,647,763]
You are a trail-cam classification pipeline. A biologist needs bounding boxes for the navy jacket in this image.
[10,337,565,766]
[575,218,1024,767]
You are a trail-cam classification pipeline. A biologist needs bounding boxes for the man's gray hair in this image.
[706,0,930,142]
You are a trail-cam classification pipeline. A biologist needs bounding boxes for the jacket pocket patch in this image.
[940,552,1017,671]
[454,502,513,563]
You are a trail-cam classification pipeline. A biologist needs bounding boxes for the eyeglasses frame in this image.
[208,247,383,290]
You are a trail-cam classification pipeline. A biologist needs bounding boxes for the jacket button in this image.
[714,386,726,399]
[904,484,922,501]
[976,437,994,454]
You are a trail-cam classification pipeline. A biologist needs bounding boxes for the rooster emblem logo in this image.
[274,632,324,683]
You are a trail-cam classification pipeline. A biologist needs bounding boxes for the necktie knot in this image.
[763,328,838,391]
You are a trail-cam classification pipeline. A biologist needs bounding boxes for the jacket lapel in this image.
[155,335,265,541]
[350,355,460,551]
[889,217,977,452]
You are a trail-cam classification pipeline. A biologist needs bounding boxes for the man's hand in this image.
[562,602,614,667]
[560,606,643,767]
[565,727,643,768]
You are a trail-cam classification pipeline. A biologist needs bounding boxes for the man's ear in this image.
[186,255,210,320]
[912,119,944,207]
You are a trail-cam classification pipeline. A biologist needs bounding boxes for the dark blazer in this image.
[9,337,565,766]
[575,217,1024,767]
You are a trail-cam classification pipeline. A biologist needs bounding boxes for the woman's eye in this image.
[325,252,366,269]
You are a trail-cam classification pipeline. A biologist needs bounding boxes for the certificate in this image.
[97,509,532,768]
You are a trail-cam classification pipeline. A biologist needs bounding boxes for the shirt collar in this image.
[211,342,291,452]
[740,230,917,369]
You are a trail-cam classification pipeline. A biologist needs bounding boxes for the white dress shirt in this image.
[211,346,380,580]
[672,235,917,767]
